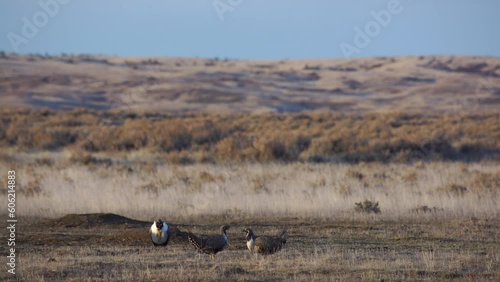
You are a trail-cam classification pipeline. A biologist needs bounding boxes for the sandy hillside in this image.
[0,53,499,113]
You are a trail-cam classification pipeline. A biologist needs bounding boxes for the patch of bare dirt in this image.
[47,213,148,228]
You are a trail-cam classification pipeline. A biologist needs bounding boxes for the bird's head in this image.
[220,225,230,234]
[155,219,163,230]
[242,228,254,239]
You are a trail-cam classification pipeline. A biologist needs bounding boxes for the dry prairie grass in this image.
[1,161,498,220]
[1,157,499,281]
[2,215,499,281]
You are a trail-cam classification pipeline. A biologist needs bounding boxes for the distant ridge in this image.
[1,54,498,114]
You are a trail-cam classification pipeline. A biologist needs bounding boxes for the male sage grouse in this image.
[150,219,169,246]
[243,228,287,255]
[188,225,230,259]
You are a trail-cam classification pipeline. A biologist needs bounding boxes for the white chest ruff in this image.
[247,238,255,252]
[150,222,169,245]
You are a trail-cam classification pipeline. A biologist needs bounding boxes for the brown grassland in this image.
[0,111,499,280]
[0,54,499,281]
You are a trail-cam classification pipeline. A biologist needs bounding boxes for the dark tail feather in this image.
[279,228,288,244]
[169,225,189,241]
[188,232,203,249]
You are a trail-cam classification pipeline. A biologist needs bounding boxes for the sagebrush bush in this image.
[0,109,498,163]
[355,200,381,214]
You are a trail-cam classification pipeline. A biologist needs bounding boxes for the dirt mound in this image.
[49,213,148,228]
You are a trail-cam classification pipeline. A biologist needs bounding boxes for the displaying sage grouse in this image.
[188,225,230,259]
[150,219,169,246]
[243,228,287,255]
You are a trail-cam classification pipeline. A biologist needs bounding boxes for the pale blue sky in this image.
[0,0,499,59]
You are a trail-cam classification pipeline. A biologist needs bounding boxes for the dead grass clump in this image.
[251,175,271,194]
[35,157,55,166]
[157,122,193,152]
[310,177,326,188]
[295,135,312,152]
[192,121,225,146]
[373,172,390,180]
[219,207,244,219]
[216,135,256,161]
[68,152,97,165]
[354,200,381,214]
[401,172,418,184]
[346,169,364,180]
[253,135,301,162]
[198,171,225,183]
[22,180,43,197]
[111,120,150,151]
[469,172,500,195]
[32,129,78,150]
[135,182,159,196]
[68,151,112,166]
[166,152,195,165]
[411,205,444,214]
[337,184,352,197]
[439,183,468,196]
[255,138,288,161]
[415,161,426,169]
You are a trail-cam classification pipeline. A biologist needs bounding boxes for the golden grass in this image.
[1,161,498,220]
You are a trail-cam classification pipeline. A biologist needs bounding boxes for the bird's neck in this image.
[246,232,255,241]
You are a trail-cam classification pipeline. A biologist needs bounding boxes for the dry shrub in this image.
[22,180,42,197]
[415,161,426,169]
[35,157,54,166]
[155,121,193,152]
[219,207,244,219]
[310,177,326,188]
[194,151,217,164]
[135,182,159,196]
[251,175,271,194]
[373,172,390,180]
[77,127,112,152]
[355,200,381,214]
[346,169,364,180]
[439,183,468,196]
[68,151,96,165]
[134,162,157,174]
[166,152,195,165]
[192,120,224,146]
[469,171,500,195]
[253,136,298,162]
[309,137,348,156]
[112,119,150,151]
[295,135,312,152]
[411,205,444,214]
[401,172,418,184]
[198,171,225,183]
[39,129,77,150]
[216,135,256,161]
[68,151,112,166]
[337,184,352,197]
[1,109,498,163]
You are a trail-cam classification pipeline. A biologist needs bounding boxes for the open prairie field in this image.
[2,214,499,281]
[0,54,499,281]
[0,161,499,281]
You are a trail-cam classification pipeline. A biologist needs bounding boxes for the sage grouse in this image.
[188,225,230,259]
[243,228,287,255]
[150,219,169,246]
